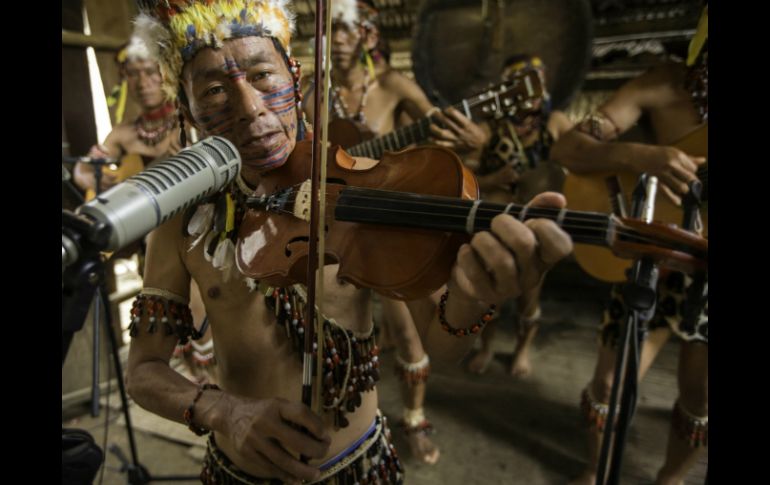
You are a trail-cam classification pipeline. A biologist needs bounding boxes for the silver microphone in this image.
[75,136,241,252]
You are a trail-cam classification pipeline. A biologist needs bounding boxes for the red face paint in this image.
[182,37,299,181]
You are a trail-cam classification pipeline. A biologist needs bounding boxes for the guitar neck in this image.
[348,117,433,159]
[347,98,484,159]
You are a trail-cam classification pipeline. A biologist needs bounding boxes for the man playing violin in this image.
[551,7,708,484]
[125,1,572,483]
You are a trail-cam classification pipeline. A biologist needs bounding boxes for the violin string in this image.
[276,188,694,249]
[266,198,702,252]
[267,189,690,249]
[280,187,685,247]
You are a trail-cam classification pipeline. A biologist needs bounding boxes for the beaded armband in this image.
[128,290,200,345]
[576,111,620,142]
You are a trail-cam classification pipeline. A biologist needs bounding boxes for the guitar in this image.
[84,153,146,201]
[328,70,545,159]
[562,123,708,282]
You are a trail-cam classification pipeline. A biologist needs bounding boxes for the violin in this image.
[235,140,708,301]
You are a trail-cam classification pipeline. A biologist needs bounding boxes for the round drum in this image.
[412,0,594,110]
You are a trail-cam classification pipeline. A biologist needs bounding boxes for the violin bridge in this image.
[293,179,313,222]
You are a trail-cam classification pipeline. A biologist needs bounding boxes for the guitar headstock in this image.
[468,70,545,122]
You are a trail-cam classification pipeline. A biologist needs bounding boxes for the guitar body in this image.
[84,153,146,201]
[327,118,377,149]
[563,124,708,282]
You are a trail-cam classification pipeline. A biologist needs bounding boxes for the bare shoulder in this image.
[547,110,573,139]
[594,62,687,132]
[103,123,139,153]
[377,68,432,115]
[143,211,190,296]
[622,62,687,108]
[110,122,139,142]
[377,69,420,96]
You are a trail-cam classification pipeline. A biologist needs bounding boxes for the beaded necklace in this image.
[266,286,380,429]
[686,51,708,123]
[135,102,177,146]
[332,80,370,123]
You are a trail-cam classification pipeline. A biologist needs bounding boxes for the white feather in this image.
[187,204,215,251]
[212,239,236,282]
[132,14,168,63]
[331,0,359,26]
[202,232,218,263]
[244,277,258,291]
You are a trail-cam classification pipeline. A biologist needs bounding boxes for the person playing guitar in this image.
[72,34,181,198]
[465,54,574,378]
[72,28,216,386]
[550,6,708,484]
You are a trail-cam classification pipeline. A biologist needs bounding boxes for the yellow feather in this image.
[687,7,708,67]
[115,80,128,124]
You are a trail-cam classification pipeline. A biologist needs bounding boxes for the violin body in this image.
[236,140,479,300]
[235,143,707,300]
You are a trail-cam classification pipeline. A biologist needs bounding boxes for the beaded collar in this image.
[136,102,177,146]
[332,80,371,123]
[686,51,708,123]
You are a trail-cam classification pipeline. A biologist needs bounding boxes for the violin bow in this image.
[303,0,334,419]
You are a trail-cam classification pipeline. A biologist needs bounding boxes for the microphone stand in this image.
[596,174,660,485]
[76,158,118,418]
[91,160,107,418]
[63,162,198,484]
[595,177,708,485]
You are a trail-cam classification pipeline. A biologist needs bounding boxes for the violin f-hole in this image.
[285,236,310,257]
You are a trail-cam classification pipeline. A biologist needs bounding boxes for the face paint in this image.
[196,105,236,136]
[124,59,165,110]
[183,37,300,180]
[237,81,296,171]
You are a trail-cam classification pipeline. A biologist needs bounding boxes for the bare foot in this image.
[467,349,493,374]
[510,351,532,378]
[567,470,596,485]
[406,431,440,465]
